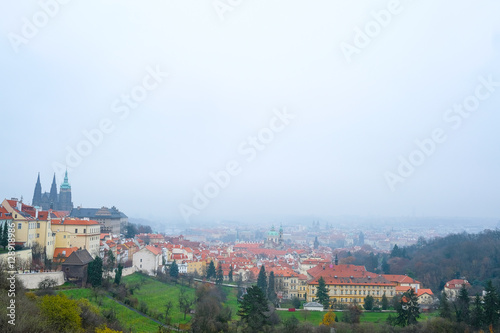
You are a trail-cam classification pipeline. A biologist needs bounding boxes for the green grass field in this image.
[277,310,436,325]
[60,288,160,333]
[122,273,197,324]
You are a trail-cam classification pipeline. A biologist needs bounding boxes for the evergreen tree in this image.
[439,291,452,320]
[228,265,233,282]
[315,277,330,309]
[483,280,500,327]
[216,263,224,285]
[390,244,400,258]
[363,295,374,310]
[381,292,389,310]
[470,294,484,329]
[206,260,216,280]
[237,285,270,331]
[257,265,267,295]
[114,264,123,285]
[267,271,277,303]
[381,257,390,274]
[0,222,3,248]
[169,260,179,278]
[455,284,470,322]
[393,288,420,327]
[1,221,8,249]
[88,256,103,287]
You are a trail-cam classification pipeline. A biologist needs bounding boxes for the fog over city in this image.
[1,1,500,223]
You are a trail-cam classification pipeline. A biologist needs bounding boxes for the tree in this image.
[381,292,389,310]
[455,284,470,323]
[439,291,452,320]
[228,265,233,282]
[1,221,8,249]
[169,260,179,278]
[178,288,193,320]
[114,264,123,285]
[164,300,173,325]
[257,265,267,295]
[381,257,390,274]
[321,311,336,326]
[342,305,362,324]
[206,260,216,280]
[40,294,82,332]
[191,283,232,333]
[105,249,115,279]
[88,256,103,287]
[363,295,374,310]
[216,263,224,285]
[470,294,484,329]
[392,288,420,327]
[483,280,499,327]
[291,297,301,309]
[237,285,270,331]
[267,271,277,304]
[315,277,330,309]
[391,244,402,258]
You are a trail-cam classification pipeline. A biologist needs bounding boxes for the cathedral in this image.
[32,171,73,211]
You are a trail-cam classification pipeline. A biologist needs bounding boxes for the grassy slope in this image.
[60,288,160,333]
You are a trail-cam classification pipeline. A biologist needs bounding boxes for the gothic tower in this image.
[49,174,58,209]
[58,170,73,211]
[32,173,42,207]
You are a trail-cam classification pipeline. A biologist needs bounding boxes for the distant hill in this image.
[388,229,500,292]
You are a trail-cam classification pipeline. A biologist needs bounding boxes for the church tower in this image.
[58,170,73,211]
[32,173,42,207]
[49,174,58,209]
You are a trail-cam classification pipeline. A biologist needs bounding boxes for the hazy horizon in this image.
[2,1,499,222]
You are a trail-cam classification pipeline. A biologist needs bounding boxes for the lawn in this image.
[277,310,437,325]
[122,274,242,323]
[122,273,198,324]
[60,288,160,333]
[277,310,325,324]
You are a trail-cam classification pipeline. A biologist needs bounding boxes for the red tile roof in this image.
[146,245,162,256]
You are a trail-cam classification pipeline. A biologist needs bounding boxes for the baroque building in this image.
[32,171,73,211]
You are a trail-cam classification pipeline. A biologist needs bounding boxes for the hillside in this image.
[388,229,500,292]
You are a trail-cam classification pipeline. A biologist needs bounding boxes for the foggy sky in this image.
[1,0,499,223]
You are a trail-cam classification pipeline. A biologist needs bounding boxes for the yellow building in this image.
[307,275,396,306]
[187,260,206,275]
[2,199,38,248]
[52,218,101,257]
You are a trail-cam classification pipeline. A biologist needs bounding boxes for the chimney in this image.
[35,207,40,219]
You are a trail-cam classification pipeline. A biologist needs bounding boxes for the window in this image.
[37,222,40,228]
[140,259,142,262]
[37,233,39,238]
[84,229,86,233]
[18,223,21,229]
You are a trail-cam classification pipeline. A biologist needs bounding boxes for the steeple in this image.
[60,169,71,189]
[32,172,42,206]
[49,173,58,206]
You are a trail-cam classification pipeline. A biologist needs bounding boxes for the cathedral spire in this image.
[49,173,58,205]
[32,172,42,206]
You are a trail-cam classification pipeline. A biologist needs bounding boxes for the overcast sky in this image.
[1,0,499,223]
